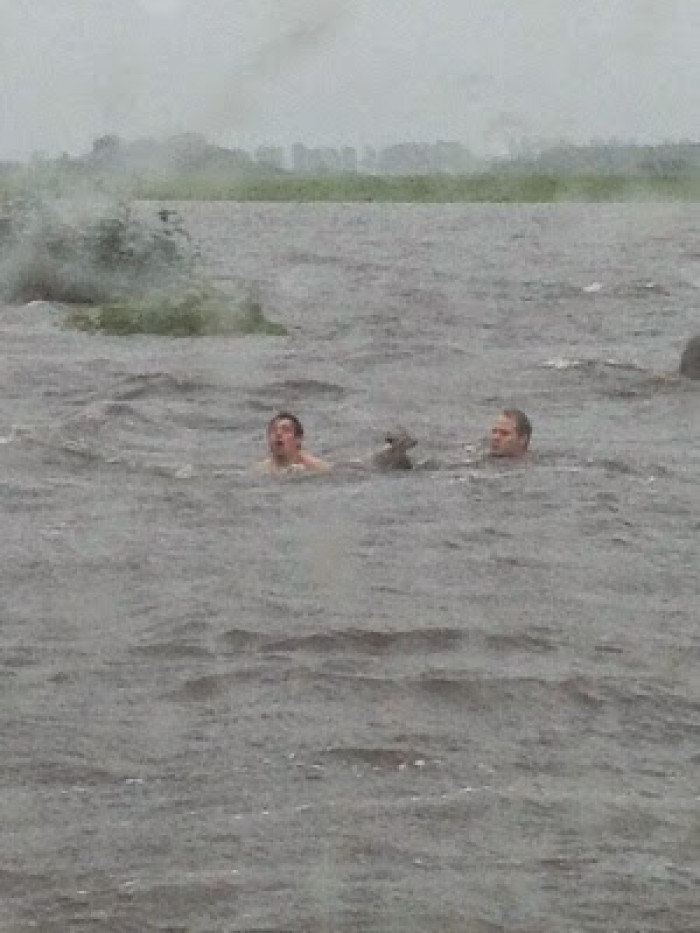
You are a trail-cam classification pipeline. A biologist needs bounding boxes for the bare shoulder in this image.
[253,458,275,474]
[298,451,332,473]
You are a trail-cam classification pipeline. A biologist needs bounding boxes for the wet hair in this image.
[267,411,304,438]
[679,336,700,379]
[503,408,532,444]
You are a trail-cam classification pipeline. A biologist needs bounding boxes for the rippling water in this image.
[1,203,699,932]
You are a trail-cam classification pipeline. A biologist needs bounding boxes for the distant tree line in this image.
[6,134,480,178]
[500,140,700,176]
[2,134,700,185]
[289,141,478,174]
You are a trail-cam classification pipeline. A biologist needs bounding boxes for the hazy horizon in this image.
[2,0,699,161]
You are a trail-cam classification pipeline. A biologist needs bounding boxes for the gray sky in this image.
[1,0,698,160]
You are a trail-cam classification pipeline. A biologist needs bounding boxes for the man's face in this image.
[268,418,300,459]
[489,414,526,458]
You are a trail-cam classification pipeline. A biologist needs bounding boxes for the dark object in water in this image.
[679,336,700,380]
[371,428,417,471]
[0,215,12,242]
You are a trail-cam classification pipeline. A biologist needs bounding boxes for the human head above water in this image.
[489,408,532,458]
[267,411,304,439]
[262,411,331,474]
[266,411,306,466]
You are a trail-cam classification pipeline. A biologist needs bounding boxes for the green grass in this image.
[4,168,700,203]
[128,171,700,203]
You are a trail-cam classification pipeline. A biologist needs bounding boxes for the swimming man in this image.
[257,412,331,474]
[488,408,532,458]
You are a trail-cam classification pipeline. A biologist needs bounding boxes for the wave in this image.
[168,673,232,702]
[251,377,348,402]
[129,642,215,661]
[111,371,212,401]
[319,745,432,770]
[221,627,267,651]
[484,630,559,654]
[13,391,201,477]
[540,357,647,372]
[579,280,672,296]
[411,672,605,710]
[539,356,689,399]
[264,626,464,656]
[28,762,126,787]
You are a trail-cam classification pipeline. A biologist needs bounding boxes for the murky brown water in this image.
[1,202,699,931]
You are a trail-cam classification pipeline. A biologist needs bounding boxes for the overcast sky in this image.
[1,0,698,160]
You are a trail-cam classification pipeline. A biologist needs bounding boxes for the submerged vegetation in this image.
[0,198,287,337]
[0,199,196,304]
[64,292,288,338]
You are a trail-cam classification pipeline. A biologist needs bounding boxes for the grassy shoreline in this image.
[116,172,700,203]
[3,171,700,204]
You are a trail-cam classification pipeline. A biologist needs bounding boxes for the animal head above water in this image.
[383,427,417,453]
[371,427,418,470]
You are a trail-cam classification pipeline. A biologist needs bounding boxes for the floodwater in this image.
[1,202,699,932]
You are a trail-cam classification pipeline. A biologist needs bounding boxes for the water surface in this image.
[1,202,699,932]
